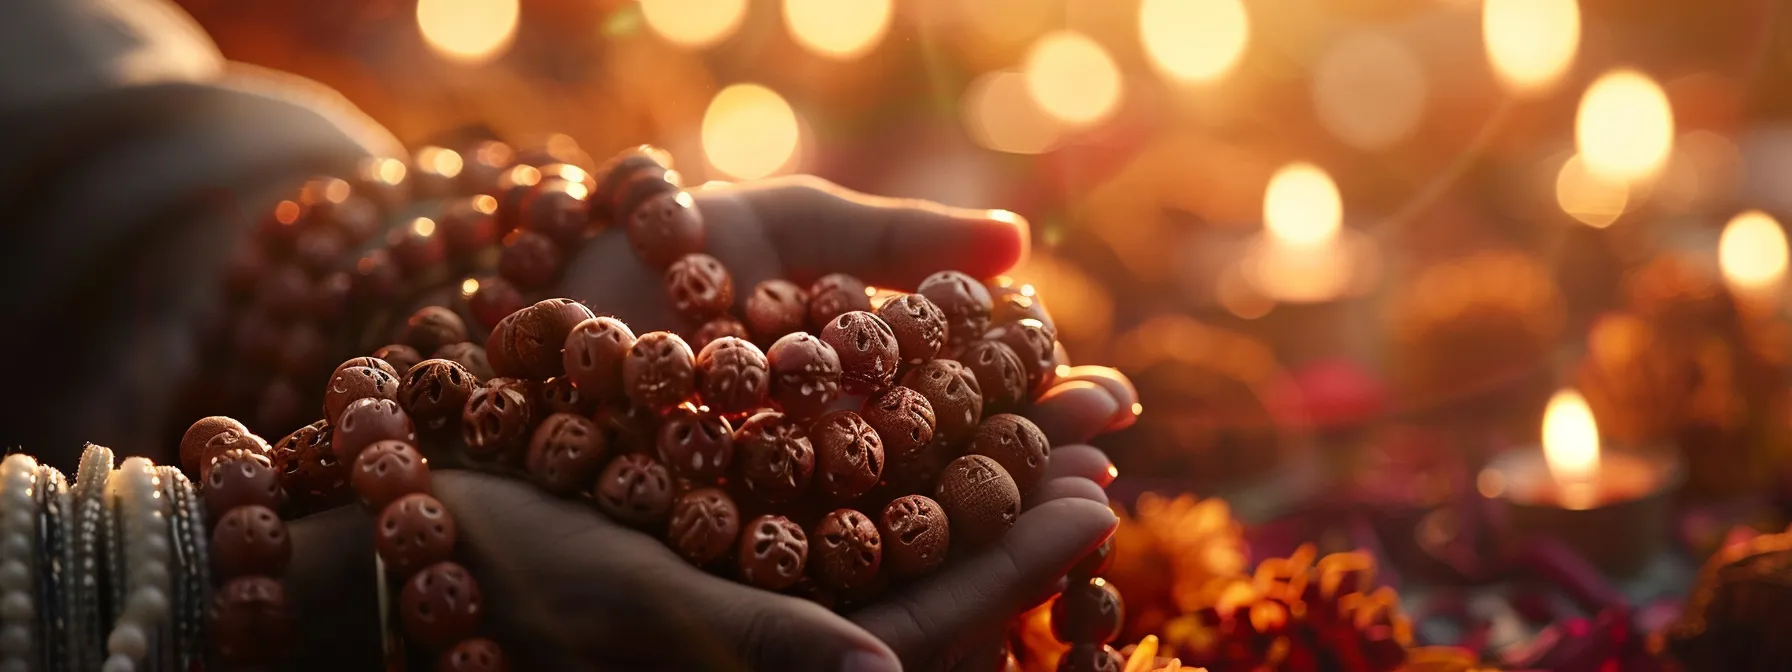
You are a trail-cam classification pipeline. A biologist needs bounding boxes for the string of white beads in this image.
[0,454,39,672]
[101,458,169,672]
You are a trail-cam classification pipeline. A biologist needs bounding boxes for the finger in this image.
[855,498,1118,667]
[714,176,1030,287]
[1043,445,1115,486]
[950,638,1014,672]
[1025,476,1108,510]
[1027,382,1119,446]
[1052,366,1141,432]
[699,581,902,672]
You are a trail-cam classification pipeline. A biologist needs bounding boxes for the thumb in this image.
[699,581,903,672]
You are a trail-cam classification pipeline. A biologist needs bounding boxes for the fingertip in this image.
[1055,366,1140,433]
[1025,477,1108,510]
[1029,382,1120,445]
[1042,445,1114,484]
[986,209,1030,271]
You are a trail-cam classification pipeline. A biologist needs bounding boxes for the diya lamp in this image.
[1478,387,1683,576]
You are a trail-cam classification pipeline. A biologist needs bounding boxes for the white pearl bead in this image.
[123,588,166,622]
[0,625,27,654]
[143,534,170,563]
[101,654,135,672]
[133,562,169,589]
[107,622,147,659]
[3,510,29,533]
[0,562,26,591]
[0,593,29,621]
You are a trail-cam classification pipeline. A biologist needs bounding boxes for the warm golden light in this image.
[1541,388,1601,491]
[1575,69,1674,183]
[411,218,437,237]
[273,200,301,225]
[460,278,480,296]
[1139,0,1250,84]
[1312,31,1427,151]
[418,147,465,178]
[1555,154,1629,228]
[417,0,519,64]
[472,194,499,214]
[1483,0,1579,93]
[368,158,408,186]
[1263,163,1342,245]
[1023,31,1123,127]
[702,84,801,180]
[961,70,1066,155]
[1217,266,1274,319]
[1719,210,1789,290]
[641,0,749,49]
[784,0,892,60]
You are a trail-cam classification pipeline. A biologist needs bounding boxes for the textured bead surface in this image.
[900,359,983,446]
[198,425,270,484]
[861,386,936,461]
[594,454,674,530]
[434,343,495,382]
[988,283,1056,338]
[879,495,949,577]
[626,190,706,268]
[323,366,400,426]
[271,421,347,507]
[538,377,596,417]
[373,344,424,377]
[811,411,884,502]
[563,317,637,403]
[744,280,810,344]
[208,577,289,665]
[332,398,416,464]
[468,276,526,330]
[180,416,249,478]
[498,230,561,290]
[766,332,841,420]
[876,294,947,365]
[521,180,589,245]
[656,407,733,484]
[437,638,509,672]
[525,413,607,496]
[820,311,899,395]
[351,440,432,511]
[694,337,769,416]
[1050,578,1124,644]
[665,253,734,321]
[505,299,596,380]
[622,331,696,411]
[667,487,740,566]
[690,317,750,352]
[376,494,458,576]
[918,271,992,347]
[462,383,532,458]
[594,401,662,455]
[336,356,401,380]
[969,414,1050,495]
[732,412,814,505]
[959,339,1028,416]
[402,306,470,357]
[211,506,290,578]
[985,320,1056,396]
[400,359,479,435]
[934,455,1020,548]
[401,562,483,649]
[810,509,881,592]
[807,273,871,331]
[737,515,807,591]
[203,450,284,519]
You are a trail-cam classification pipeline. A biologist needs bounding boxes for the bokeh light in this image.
[1139,0,1250,84]
[1483,0,1580,93]
[1541,388,1600,490]
[702,84,802,180]
[1023,31,1124,127]
[1575,69,1675,183]
[1217,266,1275,319]
[1312,31,1427,151]
[1263,163,1342,245]
[1555,154,1629,228]
[641,0,749,49]
[960,70,1066,154]
[785,0,893,60]
[416,0,519,64]
[1719,210,1789,290]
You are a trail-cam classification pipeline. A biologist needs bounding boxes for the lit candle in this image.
[1478,387,1682,574]
[1239,163,1379,306]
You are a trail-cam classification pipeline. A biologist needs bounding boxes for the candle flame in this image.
[1542,388,1601,494]
[1719,210,1789,290]
[1574,69,1674,183]
[1263,162,1342,245]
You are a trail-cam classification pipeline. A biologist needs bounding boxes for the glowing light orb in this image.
[1575,69,1674,183]
[1023,31,1123,127]
[417,0,519,64]
[1483,0,1580,93]
[784,0,893,60]
[702,84,801,180]
[641,0,749,48]
[1139,0,1250,84]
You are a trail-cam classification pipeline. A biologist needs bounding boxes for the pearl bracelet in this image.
[102,458,171,672]
[0,454,39,672]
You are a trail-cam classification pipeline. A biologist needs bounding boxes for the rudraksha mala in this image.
[167,137,1115,669]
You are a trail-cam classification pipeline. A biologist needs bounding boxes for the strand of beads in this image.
[102,457,173,672]
[32,462,72,672]
[0,454,39,672]
[1046,536,1124,672]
